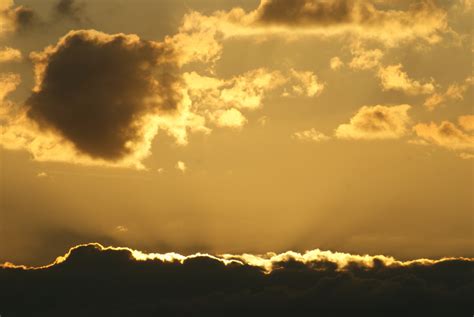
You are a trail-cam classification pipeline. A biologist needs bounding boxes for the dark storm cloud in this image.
[27,30,181,161]
[1,244,472,316]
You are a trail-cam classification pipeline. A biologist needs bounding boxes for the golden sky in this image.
[0,0,473,266]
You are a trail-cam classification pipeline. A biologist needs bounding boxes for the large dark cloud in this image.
[27,30,180,161]
[1,244,472,316]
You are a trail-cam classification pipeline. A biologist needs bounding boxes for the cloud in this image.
[0,46,21,62]
[218,68,286,109]
[0,1,16,35]
[185,68,322,112]
[0,0,11,12]
[180,0,449,47]
[0,1,38,35]
[462,0,474,10]
[424,76,473,110]
[452,0,474,12]
[0,72,20,101]
[152,68,287,145]
[292,128,330,142]
[178,68,323,137]
[165,12,223,66]
[329,56,343,70]
[258,115,268,126]
[1,0,86,37]
[377,64,435,95]
[1,243,472,316]
[286,68,325,97]
[458,114,474,131]
[115,225,128,233]
[184,69,285,116]
[12,5,36,30]
[0,30,184,169]
[253,0,448,45]
[335,104,411,140]
[175,160,187,173]
[210,108,248,128]
[54,0,85,21]
[413,119,474,152]
[459,152,474,159]
[36,171,48,178]
[255,0,357,26]
[349,46,383,70]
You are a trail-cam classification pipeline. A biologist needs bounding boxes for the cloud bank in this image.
[1,243,472,316]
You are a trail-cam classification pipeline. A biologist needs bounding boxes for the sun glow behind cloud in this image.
[3,243,472,274]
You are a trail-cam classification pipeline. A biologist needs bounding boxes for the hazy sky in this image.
[0,0,472,266]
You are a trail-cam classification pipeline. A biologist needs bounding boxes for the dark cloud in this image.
[256,0,356,26]
[55,0,85,22]
[1,244,472,316]
[27,30,180,161]
[12,6,36,29]
[0,5,40,33]
[250,0,448,46]
[0,1,87,36]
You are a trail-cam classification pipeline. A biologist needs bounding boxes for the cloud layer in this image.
[1,243,472,316]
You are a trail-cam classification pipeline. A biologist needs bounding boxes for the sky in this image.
[0,0,473,268]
